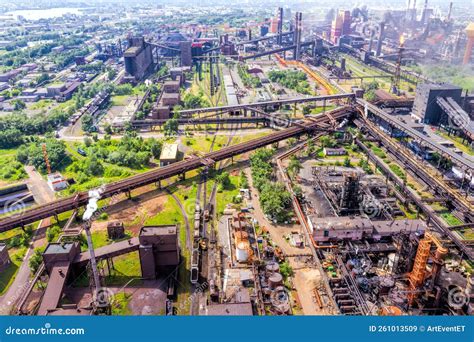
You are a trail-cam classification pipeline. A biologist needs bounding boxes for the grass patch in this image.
[0,247,27,295]
[144,194,184,226]
[0,155,26,183]
[29,99,53,110]
[389,164,406,181]
[440,212,463,226]
[105,251,142,286]
[370,145,387,159]
[110,95,129,106]
[215,174,240,215]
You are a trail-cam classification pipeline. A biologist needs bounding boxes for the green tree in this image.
[279,261,294,279]
[81,114,95,132]
[216,171,231,190]
[287,155,302,178]
[85,155,104,176]
[104,123,113,135]
[35,73,50,84]
[12,99,26,111]
[163,117,179,137]
[239,170,249,189]
[29,248,43,274]
[293,185,303,201]
[17,139,70,173]
[148,138,163,159]
[343,156,351,167]
[84,136,93,147]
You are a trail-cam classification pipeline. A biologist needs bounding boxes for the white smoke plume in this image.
[82,186,105,221]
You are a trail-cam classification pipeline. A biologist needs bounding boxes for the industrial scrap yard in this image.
[0,0,473,318]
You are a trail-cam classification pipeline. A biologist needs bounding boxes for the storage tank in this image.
[236,242,249,262]
[266,261,280,274]
[268,272,283,289]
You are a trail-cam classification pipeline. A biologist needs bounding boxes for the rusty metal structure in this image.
[408,232,448,306]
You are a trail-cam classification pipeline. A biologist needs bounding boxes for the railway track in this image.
[356,118,474,259]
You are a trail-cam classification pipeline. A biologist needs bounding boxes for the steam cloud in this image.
[82,187,105,221]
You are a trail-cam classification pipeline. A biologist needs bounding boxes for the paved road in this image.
[0,217,50,314]
[25,166,55,205]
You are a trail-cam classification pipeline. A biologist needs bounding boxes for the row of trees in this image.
[0,81,113,148]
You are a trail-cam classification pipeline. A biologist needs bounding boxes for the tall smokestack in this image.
[376,22,385,57]
[277,7,283,45]
[412,0,417,22]
[421,0,428,24]
[294,12,302,60]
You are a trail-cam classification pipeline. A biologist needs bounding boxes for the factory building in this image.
[138,225,180,279]
[124,37,154,81]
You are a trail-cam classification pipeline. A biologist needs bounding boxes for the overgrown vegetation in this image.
[17,138,70,173]
[237,64,262,88]
[268,69,311,94]
[362,81,380,101]
[250,148,292,223]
